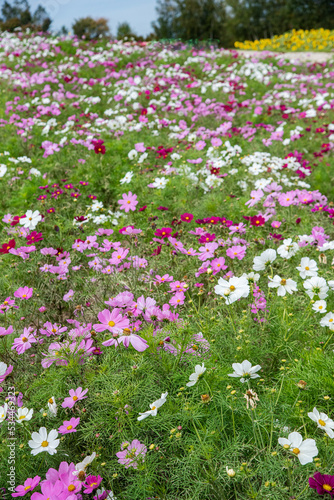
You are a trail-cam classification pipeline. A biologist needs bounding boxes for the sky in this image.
[26,0,158,36]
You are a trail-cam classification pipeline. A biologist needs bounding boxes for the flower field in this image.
[0,32,334,499]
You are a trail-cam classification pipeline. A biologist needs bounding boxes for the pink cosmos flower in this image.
[12,475,41,497]
[93,308,129,333]
[102,329,148,352]
[180,213,193,223]
[116,439,147,469]
[271,220,281,228]
[118,191,138,212]
[135,142,146,152]
[211,137,222,147]
[245,189,264,207]
[11,330,37,354]
[226,245,247,260]
[0,363,13,384]
[39,322,67,337]
[61,387,88,409]
[30,480,66,500]
[211,257,227,274]
[0,325,13,336]
[14,286,33,300]
[169,292,185,307]
[63,290,74,302]
[155,274,173,283]
[58,417,80,435]
[195,140,206,150]
[83,475,102,494]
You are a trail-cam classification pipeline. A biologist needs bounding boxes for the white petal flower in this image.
[308,407,334,438]
[47,396,57,417]
[268,275,297,296]
[278,431,318,464]
[296,257,318,279]
[228,360,261,383]
[0,403,8,423]
[137,392,168,421]
[73,452,97,476]
[19,210,42,230]
[253,249,276,271]
[28,427,59,455]
[304,276,329,299]
[277,238,299,259]
[120,171,134,185]
[16,407,33,423]
[312,300,327,314]
[320,312,334,330]
[214,276,250,305]
[186,364,206,387]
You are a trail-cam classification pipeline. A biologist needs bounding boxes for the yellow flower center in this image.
[73,396,78,401]
[329,319,333,323]
[22,337,28,342]
[22,294,27,298]
[323,484,332,492]
[305,266,309,270]
[24,485,31,491]
[41,440,49,447]
[151,406,156,410]
[280,279,286,285]
[108,320,115,327]
[68,485,76,492]
[19,415,26,419]
[292,447,300,455]
[67,425,73,430]
[48,398,54,404]
[319,306,323,309]
[230,285,235,291]
[319,419,326,426]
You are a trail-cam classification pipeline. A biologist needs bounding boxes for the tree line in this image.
[1,0,333,45]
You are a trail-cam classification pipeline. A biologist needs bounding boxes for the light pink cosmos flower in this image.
[93,308,129,333]
[12,475,41,497]
[118,191,138,212]
[226,245,247,260]
[61,387,88,409]
[0,362,13,384]
[14,286,33,300]
[245,189,264,207]
[169,292,185,307]
[58,417,80,435]
[63,290,74,302]
[135,142,146,152]
[0,325,13,336]
[40,247,58,255]
[195,140,206,150]
[116,439,147,469]
[11,330,37,354]
[155,274,174,283]
[210,257,227,275]
[102,329,148,352]
[271,220,281,228]
[30,480,66,500]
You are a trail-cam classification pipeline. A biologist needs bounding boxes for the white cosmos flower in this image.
[328,280,334,290]
[186,364,206,387]
[0,403,8,423]
[277,238,299,259]
[320,312,334,330]
[303,276,329,299]
[73,452,96,476]
[151,177,168,189]
[242,272,260,283]
[137,392,168,421]
[16,407,33,423]
[252,249,276,271]
[214,276,250,305]
[0,164,7,178]
[228,360,261,383]
[47,396,57,417]
[296,257,318,279]
[312,300,327,314]
[278,431,318,465]
[19,210,42,230]
[120,171,133,184]
[28,427,59,455]
[128,149,138,160]
[308,407,334,438]
[268,275,297,296]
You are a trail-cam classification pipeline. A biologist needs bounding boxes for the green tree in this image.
[72,16,110,40]
[117,21,135,39]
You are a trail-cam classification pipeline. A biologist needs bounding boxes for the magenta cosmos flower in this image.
[14,286,33,300]
[116,439,147,469]
[12,475,41,497]
[83,475,102,494]
[102,329,148,352]
[117,191,138,212]
[309,472,334,496]
[58,417,80,435]
[180,213,193,223]
[93,308,129,334]
[61,387,88,409]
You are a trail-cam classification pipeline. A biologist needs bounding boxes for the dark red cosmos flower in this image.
[0,239,15,254]
[26,232,43,244]
[56,247,64,255]
[198,233,216,243]
[219,217,233,227]
[139,205,147,212]
[269,233,283,240]
[309,472,334,496]
[157,206,169,211]
[210,167,220,175]
[92,347,103,356]
[250,215,265,227]
[141,108,148,116]
[151,245,162,256]
[205,216,220,225]
[295,218,301,224]
[92,139,106,155]
[180,213,194,223]
[47,208,55,213]
[155,228,172,239]
[74,216,88,223]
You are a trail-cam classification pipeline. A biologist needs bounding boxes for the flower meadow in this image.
[0,31,334,500]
